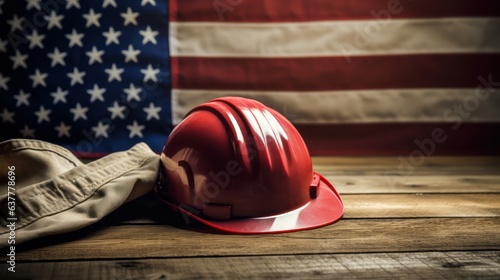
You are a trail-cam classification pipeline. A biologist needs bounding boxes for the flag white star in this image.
[85,46,104,65]
[66,0,80,9]
[83,8,101,28]
[87,84,106,102]
[26,30,45,49]
[124,83,142,101]
[140,64,160,82]
[0,73,10,90]
[141,0,156,7]
[66,29,84,47]
[122,44,140,63]
[120,7,139,26]
[92,121,110,138]
[20,125,35,138]
[14,90,31,107]
[55,122,72,138]
[105,63,124,82]
[102,0,117,8]
[102,27,121,45]
[47,47,67,67]
[44,11,64,30]
[7,14,24,32]
[26,0,41,10]
[143,102,162,120]
[126,121,145,138]
[29,69,48,88]
[34,105,51,123]
[0,108,15,123]
[9,50,28,69]
[70,103,89,121]
[107,101,126,119]
[50,87,68,104]
[0,38,7,52]
[140,26,158,45]
[67,67,86,86]
[19,125,35,138]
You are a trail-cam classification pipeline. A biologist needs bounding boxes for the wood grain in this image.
[343,194,500,218]
[312,156,500,168]
[2,251,499,279]
[2,156,498,279]
[8,217,500,261]
[331,175,500,194]
[105,193,500,225]
[312,157,500,176]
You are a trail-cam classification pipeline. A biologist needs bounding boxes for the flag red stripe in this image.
[170,0,500,22]
[171,54,500,91]
[295,123,500,156]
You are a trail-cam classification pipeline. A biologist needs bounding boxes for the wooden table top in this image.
[2,156,500,279]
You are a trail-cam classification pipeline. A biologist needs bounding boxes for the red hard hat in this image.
[156,97,344,233]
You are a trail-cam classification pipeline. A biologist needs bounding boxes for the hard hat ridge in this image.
[188,97,297,178]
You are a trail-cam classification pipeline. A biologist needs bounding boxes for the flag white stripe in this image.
[170,17,500,57]
[172,88,500,124]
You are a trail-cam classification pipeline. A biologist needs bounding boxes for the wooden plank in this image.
[61,192,499,227]
[312,156,500,168]
[316,167,500,176]
[343,194,500,218]
[111,193,500,225]
[1,251,499,279]
[312,157,500,176]
[8,218,500,261]
[331,175,500,194]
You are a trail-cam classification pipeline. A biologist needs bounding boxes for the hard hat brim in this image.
[176,172,344,234]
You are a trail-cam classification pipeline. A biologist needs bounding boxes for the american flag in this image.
[1,0,500,157]
[0,0,171,156]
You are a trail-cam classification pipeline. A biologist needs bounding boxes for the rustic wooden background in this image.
[1,156,499,279]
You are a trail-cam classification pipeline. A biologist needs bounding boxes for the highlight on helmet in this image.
[155,97,344,234]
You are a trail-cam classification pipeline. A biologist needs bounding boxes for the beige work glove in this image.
[0,139,160,246]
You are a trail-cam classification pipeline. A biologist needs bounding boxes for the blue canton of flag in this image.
[0,0,172,157]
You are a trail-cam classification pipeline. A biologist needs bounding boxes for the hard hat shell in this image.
[156,97,344,233]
